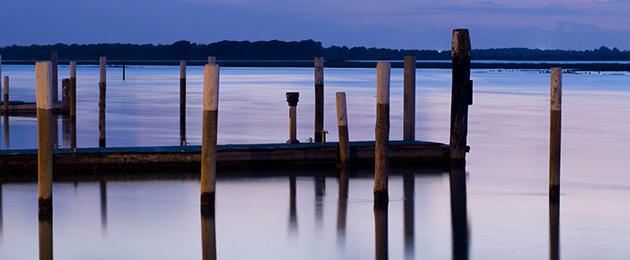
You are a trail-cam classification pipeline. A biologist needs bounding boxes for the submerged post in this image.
[51,51,58,102]
[450,29,473,161]
[3,76,8,113]
[180,60,187,146]
[201,64,219,210]
[336,92,350,166]
[314,57,324,143]
[403,55,416,141]
[549,68,562,202]
[374,62,391,206]
[69,62,77,120]
[286,92,300,144]
[99,56,106,148]
[36,61,54,217]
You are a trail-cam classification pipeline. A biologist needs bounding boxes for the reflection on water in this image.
[100,181,108,232]
[336,169,348,249]
[0,183,3,239]
[38,216,53,260]
[288,175,298,236]
[403,172,415,260]
[315,176,325,230]
[449,163,469,260]
[201,210,217,260]
[374,202,388,260]
[2,115,8,149]
[550,201,560,260]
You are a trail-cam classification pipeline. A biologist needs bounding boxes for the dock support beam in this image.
[180,60,187,146]
[549,68,562,202]
[36,61,54,218]
[286,92,300,144]
[201,64,219,210]
[314,57,324,143]
[99,57,106,148]
[336,92,350,166]
[374,62,391,206]
[403,55,416,141]
[450,29,472,161]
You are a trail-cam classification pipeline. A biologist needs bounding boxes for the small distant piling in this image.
[69,61,77,120]
[122,59,126,81]
[403,55,416,141]
[549,68,562,202]
[336,92,350,166]
[3,76,8,113]
[314,57,324,143]
[286,92,300,144]
[180,60,187,146]
[450,29,473,161]
[98,56,106,148]
[201,64,219,210]
[51,51,58,102]
[36,61,54,217]
[374,62,391,206]
[208,56,216,65]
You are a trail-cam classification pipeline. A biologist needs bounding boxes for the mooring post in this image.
[208,56,216,65]
[69,61,77,120]
[36,61,54,218]
[180,60,187,146]
[450,29,472,161]
[314,57,324,143]
[201,64,219,210]
[99,56,106,148]
[549,68,562,202]
[3,76,8,113]
[374,62,391,206]
[286,92,300,144]
[122,59,126,81]
[62,78,69,111]
[403,55,416,141]
[51,51,58,102]
[336,92,350,166]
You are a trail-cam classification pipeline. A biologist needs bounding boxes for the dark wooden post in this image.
[122,59,126,81]
[51,51,58,102]
[98,57,106,148]
[336,92,350,166]
[450,29,473,161]
[180,60,187,146]
[549,68,562,202]
[62,78,69,111]
[36,61,54,218]
[403,55,416,141]
[201,64,219,210]
[314,57,324,142]
[69,62,77,150]
[374,62,391,206]
[286,92,299,144]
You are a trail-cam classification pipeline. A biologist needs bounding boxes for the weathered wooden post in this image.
[201,64,219,210]
[549,68,562,202]
[374,62,391,206]
[336,92,350,166]
[450,29,473,161]
[286,92,300,144]
[61,78,69,111]
[69,62,77,120]
[99,56,106,148]
[314,57,324,143]
[403,55,416,141]
[36,61,54,218]
[180,60,187,146]
[122,59,126,81]
[51,51,58,102]
[208,56,216,65]
[3,76,8,113]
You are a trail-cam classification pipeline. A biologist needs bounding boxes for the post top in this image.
[452,29,471,58]
[35,61,53,109]
[286,92,299,106]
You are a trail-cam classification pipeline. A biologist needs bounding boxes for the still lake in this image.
[1,65,630,259]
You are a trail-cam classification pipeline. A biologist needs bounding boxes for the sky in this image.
[1,0,630,50]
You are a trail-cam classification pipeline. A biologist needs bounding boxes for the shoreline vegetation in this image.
[3,40,630,70]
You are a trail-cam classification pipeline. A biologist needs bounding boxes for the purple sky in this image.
[2,0,629,49]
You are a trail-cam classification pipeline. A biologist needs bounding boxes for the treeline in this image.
[1,40,629,61]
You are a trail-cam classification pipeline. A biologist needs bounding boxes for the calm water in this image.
[1,65,630,259]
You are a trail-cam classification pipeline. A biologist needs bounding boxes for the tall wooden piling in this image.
[286,92,300,144]
[51,51,58,102]
[180,60,187,146]
[404,55,416,141]
[450,29,472,161]
[36,61,54,217]
[201,64,219,209]
[69,62,77,120]
[98,57,106,148]
[336,92,350,166]
[3,76,8,113]
[314,57,324,143]
[374,62,391,206]
[549,68,562,202]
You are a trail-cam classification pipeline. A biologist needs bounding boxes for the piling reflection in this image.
[403,173,415,259]
[336,168,348,248]
[0,183,3,238]
[61,115,71,148]
[550,200,560,260]
[38,216,53,260]
[288,175,298,235]
[374,203,388,260]
[100,181,107,232]
[3,115,8,149]
[449,162,469,260]
[51,114,58,148]
[201,210,217,260]
[315,176,325,230]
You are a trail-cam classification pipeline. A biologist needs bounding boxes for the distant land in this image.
[2,40,630,61]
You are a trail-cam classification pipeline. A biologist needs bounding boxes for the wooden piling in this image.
[374,62,391,206]
[314,57,324,143]
[286,92,299,144]
[208,56,216,65]
[3,76,8,113]
[201,64,219,209]
[549,68,562,202]
[69,62,77,120]
[51,51,58,102]
[180,60,187,146]
[122,60,126,81]
[450,29,472,161]
[99,57,106,148]
[36,61,54,217]
[404,55,416,141]
[61,78,69,110]
[336,92,350,166]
